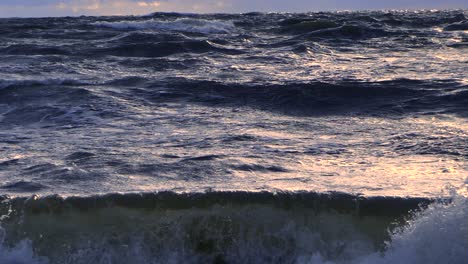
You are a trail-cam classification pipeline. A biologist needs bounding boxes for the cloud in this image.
[137,2,161,7]
[0,1,156,17]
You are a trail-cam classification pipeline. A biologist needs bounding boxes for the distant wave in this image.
[126,78,468,117]
[0,78,89,90]
[279,20,393,39]
[1,78,467,128]
[93,18,236,34]
[0,44,71,56]
[444,21,468,31]
[0,79,109,127]
[93,39,243,57]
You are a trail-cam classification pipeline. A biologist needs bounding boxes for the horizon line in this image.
[0,8,466,19]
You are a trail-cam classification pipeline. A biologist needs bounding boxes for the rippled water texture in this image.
[1,10,467,197]
[0,9,467,264]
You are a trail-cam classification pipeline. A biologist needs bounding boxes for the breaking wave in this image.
[0,191,465,264]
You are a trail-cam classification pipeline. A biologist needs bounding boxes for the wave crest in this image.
[94,18,236,34]
[0,191,464,264]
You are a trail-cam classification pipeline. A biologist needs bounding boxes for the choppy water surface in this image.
[0,10,467,263]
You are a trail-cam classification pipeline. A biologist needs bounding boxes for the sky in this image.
[0,0,466,17]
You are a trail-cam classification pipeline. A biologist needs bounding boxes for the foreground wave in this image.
[0,191,466,264]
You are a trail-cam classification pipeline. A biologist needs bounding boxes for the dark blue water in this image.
[0,10,467,263]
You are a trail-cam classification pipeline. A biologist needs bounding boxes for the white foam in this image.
[94,18,236,34]
[313,187,468,264]
[376,191,468,264]
[0,228,48,264]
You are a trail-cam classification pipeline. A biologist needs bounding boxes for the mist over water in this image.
[0,9,467,263]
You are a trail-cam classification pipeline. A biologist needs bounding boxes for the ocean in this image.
[0,10,467,263]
